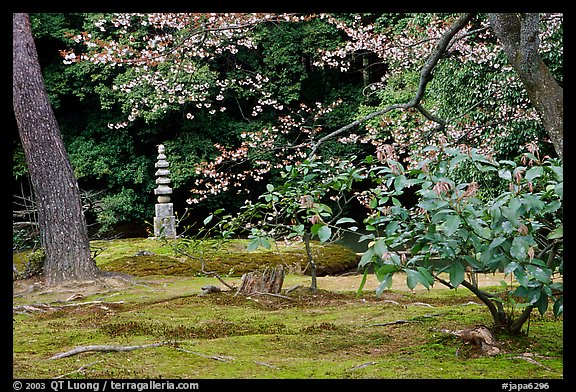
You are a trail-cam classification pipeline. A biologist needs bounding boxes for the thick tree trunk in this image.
[13,13,99,285]
[489,13,563,159]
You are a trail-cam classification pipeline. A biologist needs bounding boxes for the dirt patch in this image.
[13,272,136,302]
[320,271,513,292]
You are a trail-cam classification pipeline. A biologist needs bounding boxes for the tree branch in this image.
[307,13,475,158]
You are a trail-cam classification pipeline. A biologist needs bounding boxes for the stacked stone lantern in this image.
[153,144,176,238]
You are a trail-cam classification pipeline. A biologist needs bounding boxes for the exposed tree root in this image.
[508,353,554,371]
[432,326,501,356]
[48,341,169,360]
[13,300,125,315]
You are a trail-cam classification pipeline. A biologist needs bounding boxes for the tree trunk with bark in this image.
[236,266,285,295]
[13,13,100,285]
[489,13,563,159]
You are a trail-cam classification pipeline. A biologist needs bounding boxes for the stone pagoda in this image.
[153,144,176,238]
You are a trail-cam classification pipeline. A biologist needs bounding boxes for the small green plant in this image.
[199,158,364,291]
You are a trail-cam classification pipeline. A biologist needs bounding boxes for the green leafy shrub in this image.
[359,144,562,333]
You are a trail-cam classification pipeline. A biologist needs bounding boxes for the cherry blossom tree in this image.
[63,13,562,204]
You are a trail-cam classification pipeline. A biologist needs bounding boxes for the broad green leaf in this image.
[416,266,435,289]
[203,214,214,225]
[376,273,393,296]
[449,154,468,169]
[549,165,563,181]
[356,268,369,298]
[498,169,512,181]
[260,237,272,250]
[385,221,399,236]
[406,269,419,290]
[514,267,529,286]
[444,215,461,237]
[317,225,332,242]
[510,236,529,261]
[444,147,460,155]
[535,292,549,315]
[376,263,398,280]
[489,237,506,251]
[393,175,407,192]
[553,296,563,316]
[335,217,356,225]
[373,239,387,258]
[246,238,260,252]
[310,223,323,235]
[527,286,541,304]
[369,198,378,209]
[543,200,561,214]
[317,203,333,214]
[526,265,551,283]
[449,262,465,288]
[359,248,375,268]
[504,261,519,275]
[525,166,543,182]
[554,182,563,199]
[359,233,375,243]
[522,194,545,213]
[547,226,563,239]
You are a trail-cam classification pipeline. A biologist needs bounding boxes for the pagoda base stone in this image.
[153,203,176,238]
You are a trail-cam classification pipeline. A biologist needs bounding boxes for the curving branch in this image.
[307,13,475,158]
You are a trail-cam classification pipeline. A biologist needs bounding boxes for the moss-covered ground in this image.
[13,238,563,380]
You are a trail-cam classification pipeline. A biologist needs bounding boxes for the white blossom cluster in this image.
[62,13,302,126]
[188,101,340,203]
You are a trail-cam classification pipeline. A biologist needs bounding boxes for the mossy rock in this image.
[98,240,359,277]
[99,255,194,277]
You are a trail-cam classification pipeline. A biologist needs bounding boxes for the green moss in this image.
[12,239,563,379]
[13,248,45,279]
[92,237,359,277]
[13,278,563,379]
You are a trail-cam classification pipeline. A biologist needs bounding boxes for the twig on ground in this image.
[53,360,101,379]
[285,284,302,294]
[348,361,378,371]
[368,312,446,327]
[254,361,280,369]
[249,291,294,300]
[409,302,434,307]
[201,269,237,291]
[369,320,419,327]
[175,347,235,362]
